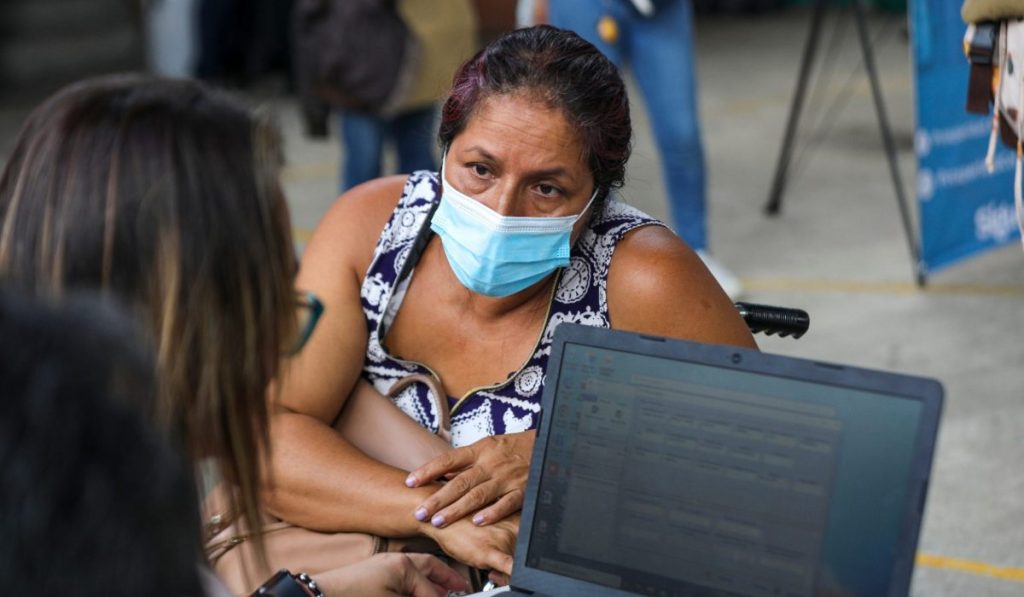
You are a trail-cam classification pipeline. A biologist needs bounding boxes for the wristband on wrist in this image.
[251,569,324,597]
[294,572,324,597]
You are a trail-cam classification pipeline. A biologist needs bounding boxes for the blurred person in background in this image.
[0,74,467,596]
[529,0,743,298]
[196,0,293,86]
[145,0,293,84]
[292,0,476,191]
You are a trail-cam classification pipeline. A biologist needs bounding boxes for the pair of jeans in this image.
[548,0,708,250]
[339,105,438,191]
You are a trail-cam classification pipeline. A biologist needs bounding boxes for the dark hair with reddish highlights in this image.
[439,25,631,199]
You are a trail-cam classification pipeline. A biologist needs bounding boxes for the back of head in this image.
[0,290,203,595]
[439,25,632,200]
[0,74,297,558]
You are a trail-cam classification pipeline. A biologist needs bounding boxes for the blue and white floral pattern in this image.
[360,171,663,447]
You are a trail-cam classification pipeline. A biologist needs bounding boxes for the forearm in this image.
[264,410,436,537]
[334,380,451,472]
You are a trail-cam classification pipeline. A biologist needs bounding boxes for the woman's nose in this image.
[490,185,519,217]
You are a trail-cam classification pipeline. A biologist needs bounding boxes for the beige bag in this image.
[204,506,457,594]
[204,375,462,594]
[962,0,1024,23]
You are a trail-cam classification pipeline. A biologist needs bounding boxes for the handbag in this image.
[205,509,422,593]
[962,0,1024,23]
[396,0,478,112]
[203,375,468,594]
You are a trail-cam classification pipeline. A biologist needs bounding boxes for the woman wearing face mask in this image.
[267,25,756,580]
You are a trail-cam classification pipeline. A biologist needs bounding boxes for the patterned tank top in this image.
[360,171,664,447]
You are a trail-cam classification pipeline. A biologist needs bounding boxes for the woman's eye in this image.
[536,184,561,198]
[471,163,491,177]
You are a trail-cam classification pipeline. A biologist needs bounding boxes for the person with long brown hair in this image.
[0,74,467,596]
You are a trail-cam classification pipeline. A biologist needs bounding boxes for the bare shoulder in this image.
[281,175,410,422]
[297,175,408,289]
[606,225,757,349]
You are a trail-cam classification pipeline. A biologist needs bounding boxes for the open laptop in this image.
[481,323,943,597]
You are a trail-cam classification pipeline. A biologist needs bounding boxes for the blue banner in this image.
[911,0,1020,272]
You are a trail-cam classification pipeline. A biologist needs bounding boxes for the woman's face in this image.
[445,93,596,231]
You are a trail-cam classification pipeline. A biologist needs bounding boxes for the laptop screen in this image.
[524,341,927,597]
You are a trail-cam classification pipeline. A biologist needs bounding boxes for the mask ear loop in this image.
[440,151,451,186]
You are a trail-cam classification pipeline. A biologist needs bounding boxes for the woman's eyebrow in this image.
[462,146,498,161]
[527,167,576,184]
[532,165,573,177]
[461,146,578,184]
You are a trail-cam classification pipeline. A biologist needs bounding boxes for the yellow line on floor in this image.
[742,276,1024,298]
[917,553,1024,583]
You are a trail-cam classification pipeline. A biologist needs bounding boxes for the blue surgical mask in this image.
[430,157,597,297]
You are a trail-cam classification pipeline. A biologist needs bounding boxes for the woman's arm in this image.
[265,177,514,573]
[333,379,451,472]
[312,553,469,596]
[266,409,514,575]
[267,176,432,527]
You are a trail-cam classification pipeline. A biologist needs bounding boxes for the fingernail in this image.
[472,514,485,525]
[431,514,446,527]
[414,507,428,521]
[405,474,417,487]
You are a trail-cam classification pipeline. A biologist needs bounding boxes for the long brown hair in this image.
[0,74,296,565]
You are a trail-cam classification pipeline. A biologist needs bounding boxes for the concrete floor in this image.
[1,7,1021,596]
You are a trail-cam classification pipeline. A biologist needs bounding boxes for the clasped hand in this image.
[406,430,535,528]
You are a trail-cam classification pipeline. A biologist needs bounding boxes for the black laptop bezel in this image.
[510,323,943,597]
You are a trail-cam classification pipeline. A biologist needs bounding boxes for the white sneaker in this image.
[697,250,744,300]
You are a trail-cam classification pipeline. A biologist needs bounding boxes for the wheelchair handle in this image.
[735,302,810,339]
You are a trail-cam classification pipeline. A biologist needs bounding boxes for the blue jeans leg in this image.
[547,0,627,66]
[629,0,707,250]
[391,105,438,175]
[340,109,386,191]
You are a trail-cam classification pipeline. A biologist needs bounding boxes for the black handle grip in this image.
[734,302,810,339]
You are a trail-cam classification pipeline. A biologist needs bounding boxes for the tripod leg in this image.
[851,0,927,286]
[765,0,829,216]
